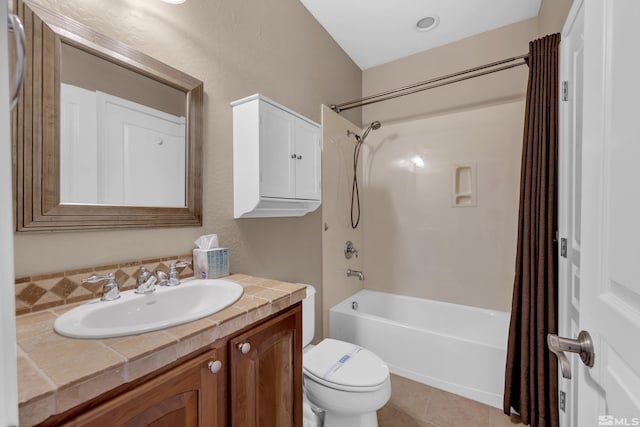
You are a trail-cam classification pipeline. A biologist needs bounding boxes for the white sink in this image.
[54,279,244,339]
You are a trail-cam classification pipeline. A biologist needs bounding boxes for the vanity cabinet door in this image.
[229,305,303,427]
[62,348,225,427]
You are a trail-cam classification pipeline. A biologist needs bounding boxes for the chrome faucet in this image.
[167,261,192,286]
[82,273,120,301]
[347,269,365,281]
[135,266,157,294]
[155,269,169,286]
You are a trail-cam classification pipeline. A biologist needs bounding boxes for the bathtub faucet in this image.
[347,269,365,281]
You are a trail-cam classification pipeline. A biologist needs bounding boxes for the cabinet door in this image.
[64,348,225,427]
[260,102,296,199]
[230,305,302,427]
[294,119,321,200]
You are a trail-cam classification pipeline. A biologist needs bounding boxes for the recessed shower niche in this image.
[452,162,477,207]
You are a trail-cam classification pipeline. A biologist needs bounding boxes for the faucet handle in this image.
[82,273,115,283]
[344,241,359,259]
[167,261,191,286]
[171,261,191,269]
[82,273,120,301]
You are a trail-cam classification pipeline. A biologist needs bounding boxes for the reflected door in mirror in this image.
[60,84,186,207]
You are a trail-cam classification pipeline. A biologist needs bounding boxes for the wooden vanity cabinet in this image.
[57,304,301,427]
[229,304,303,427]
[62,346,225,427]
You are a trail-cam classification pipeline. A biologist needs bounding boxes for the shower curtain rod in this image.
[330,53,529,113]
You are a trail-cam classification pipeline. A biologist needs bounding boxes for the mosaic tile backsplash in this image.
[14,255,194,315]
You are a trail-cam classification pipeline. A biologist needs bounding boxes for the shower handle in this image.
[344,241,358,259]
[547,330,595,379]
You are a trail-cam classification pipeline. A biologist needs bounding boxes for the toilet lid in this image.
[303,339,389,389]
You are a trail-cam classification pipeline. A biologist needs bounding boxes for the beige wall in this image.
[14,0,362,327]
[539,0,574,36]
[362,0,573,125]
[61,43,186,117]
[320,106,364,337]
[361,17,537,125]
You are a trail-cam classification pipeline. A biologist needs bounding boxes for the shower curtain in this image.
[503,33,560,427]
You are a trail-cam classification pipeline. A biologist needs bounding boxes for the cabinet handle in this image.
[297,155,302,160]
[237,342,251,354]
[208,360,222,374]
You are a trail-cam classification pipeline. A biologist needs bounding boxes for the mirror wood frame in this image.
[12,0,203,232]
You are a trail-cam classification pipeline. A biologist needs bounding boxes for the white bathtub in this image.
[329,290,510,409]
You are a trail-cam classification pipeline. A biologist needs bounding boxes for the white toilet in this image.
[302,285,391,427]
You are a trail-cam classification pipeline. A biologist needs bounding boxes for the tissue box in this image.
[193,248,229,279]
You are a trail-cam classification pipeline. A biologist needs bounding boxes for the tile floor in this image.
[378,374,522,427]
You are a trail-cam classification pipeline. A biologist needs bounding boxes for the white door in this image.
[98,91,186,206]
[558,2,584,425]
[260,101,296,199]
[1,5,20,425]
[557,0,640,425]
[294,118,321,200]
[60,83,98,203]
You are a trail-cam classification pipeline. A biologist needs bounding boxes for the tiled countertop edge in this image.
[16,274,307,426]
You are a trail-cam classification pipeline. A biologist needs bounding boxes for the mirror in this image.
[12,0,203,231]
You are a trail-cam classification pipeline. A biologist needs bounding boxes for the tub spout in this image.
[347,269,365,281]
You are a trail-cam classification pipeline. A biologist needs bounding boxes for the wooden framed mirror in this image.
[12,0,203,231]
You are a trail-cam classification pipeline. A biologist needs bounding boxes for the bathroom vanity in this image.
[16,274,305,426]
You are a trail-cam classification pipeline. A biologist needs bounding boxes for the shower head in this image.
[360,121,382,142]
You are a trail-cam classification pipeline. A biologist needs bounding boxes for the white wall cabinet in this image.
[232,94,321,218]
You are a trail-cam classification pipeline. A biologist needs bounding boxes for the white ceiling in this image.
[299,0,542,70]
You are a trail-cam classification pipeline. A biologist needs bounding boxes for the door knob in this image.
[237,342,251,354]
[207,360,222,374]
[547,330,595,379]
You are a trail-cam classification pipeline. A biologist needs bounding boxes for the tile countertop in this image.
[16,274,307,426]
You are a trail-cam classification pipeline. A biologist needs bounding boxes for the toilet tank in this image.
[302,285,316,347]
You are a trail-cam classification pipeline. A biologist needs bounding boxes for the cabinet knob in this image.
[297,155,302,160]
[208,360,222,374]
[291,154,297,159]
[237,342,251,354]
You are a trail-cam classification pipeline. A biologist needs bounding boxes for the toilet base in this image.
[324,411,378,427]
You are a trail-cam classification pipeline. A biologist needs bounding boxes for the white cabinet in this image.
[232,94,321,218]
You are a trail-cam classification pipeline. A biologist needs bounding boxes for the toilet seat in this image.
[303,338,389,392]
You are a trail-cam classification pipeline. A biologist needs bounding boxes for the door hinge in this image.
[562,81,569,101]
[560,390,566,412]
[561,238,567,258]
